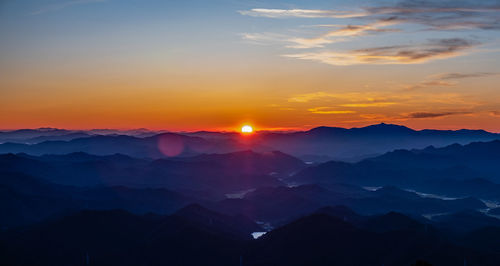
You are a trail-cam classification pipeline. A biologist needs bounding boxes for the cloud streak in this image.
[307,107,356,115]
[406,71,500,90]
[239,1,499,65]
[284,38,478,65]
[431,72,500,80]
[406,111,471,119]
[238,8,365,19]
[288,21,400,48]
[240,1,500,31]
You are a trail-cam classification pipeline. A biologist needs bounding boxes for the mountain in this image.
[176,150,306,176]
[0,209,244,266]
[0,151,301,193]
[0,128,166,144]
[173,204,262,240]
[0,128,75,143]
[0,133,207,158]
[365,140,500,181]
[243,213,500,266]
[2,204,500,266]
[291,140,500,201]
[207,184,486,225]
[461,226,500,253]
[488,207,500,215]
[0,171,200,228]
[2,123,499,161]
[431,210,500,233]
[249,123,500,161]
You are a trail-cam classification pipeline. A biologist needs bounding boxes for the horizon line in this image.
[0,122,497,134]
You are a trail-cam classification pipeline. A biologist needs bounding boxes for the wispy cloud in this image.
[282,90,483,123]
[405,111,471,119]
[490,111,500,117]
[240,1,500,31]
[430,72,500,80]
[307,107,356,114]
[406,71,500,90]
[239,1,500,65]
[238,8,365,19]
[339,102,396,108]
[365,0,500,31]
[284,38,478,65]
[240,32,290,45]
[287,91,400,108]
[288,92,337,103]
[288,21,400,48]
[404,79,456,91]
[287,91,478,107]
[31,0,105,15]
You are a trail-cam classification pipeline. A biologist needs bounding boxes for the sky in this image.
[1,0,500,132]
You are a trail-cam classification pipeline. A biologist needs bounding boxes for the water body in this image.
[251,232,267,239]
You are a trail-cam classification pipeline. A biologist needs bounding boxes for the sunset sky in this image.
[1,0,500,132]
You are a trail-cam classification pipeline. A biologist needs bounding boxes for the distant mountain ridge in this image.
[1,123,499,161]
[0,150,303,192]
[292,139,500,201]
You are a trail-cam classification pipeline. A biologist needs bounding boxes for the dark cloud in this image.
[353,38,478,62]
[407,111,471,118]
[365,0,500,31]
[435,72,500,80]
[406,71,500,90]
[285,38,479,65]
[242,1,497,66]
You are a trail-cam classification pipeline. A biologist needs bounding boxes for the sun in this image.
[241,125,253,133]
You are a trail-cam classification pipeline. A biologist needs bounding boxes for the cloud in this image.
[430,72,500,80]
[239,1,500,66]
[288,92,337,103]
[405,80,457,90]
[238,8,365,19]
[287,91,477,108]
[31,0,105,15]
[339,102,396,108]
[287,91,400,111]
[240,32,290,45]
[282,90,482,122]
[406,111,471,118]
[288,21,400,48]
[240,1,500,31]
[287,91,398,104]
[365,0,500,31]
[490,111,500,117]
[284,38,478,65]
[307,107,356,114]
[406,71,500,90]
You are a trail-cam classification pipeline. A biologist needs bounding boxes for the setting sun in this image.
[241,125,253,133]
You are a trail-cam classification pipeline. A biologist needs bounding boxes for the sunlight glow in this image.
[241,125,253,133]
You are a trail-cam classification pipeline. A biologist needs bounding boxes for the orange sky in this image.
[1,1,500,132]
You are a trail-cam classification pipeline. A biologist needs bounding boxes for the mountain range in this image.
[2,123,500,265]
[2,123,499,161]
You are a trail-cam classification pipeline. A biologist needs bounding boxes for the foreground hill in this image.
[2,206,500,266]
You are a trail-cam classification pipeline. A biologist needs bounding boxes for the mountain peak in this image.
[361,123,414,132]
